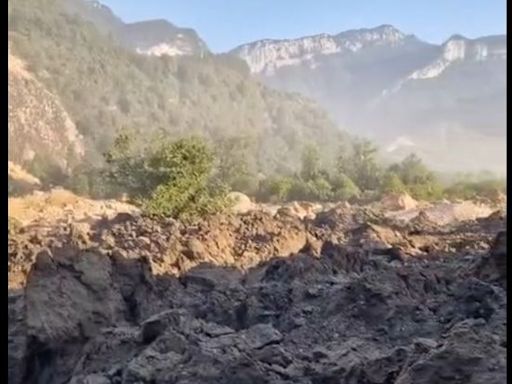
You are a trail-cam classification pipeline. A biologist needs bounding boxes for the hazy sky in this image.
[101,0,506,52]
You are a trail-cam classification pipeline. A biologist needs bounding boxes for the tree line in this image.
[58,132,505,220]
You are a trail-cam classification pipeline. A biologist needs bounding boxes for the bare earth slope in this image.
[8,196,506,384]
[8,50,84,173]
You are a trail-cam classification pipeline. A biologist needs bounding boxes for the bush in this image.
[336,138,381,191]
[64,164,114,199]
[444,179,506,201]
[144,178,230,220]
[380,171,407,195]
[214,135,258,195]
[386,153,443,201]
[105,134,231,220]
[331,173,361,201]
[305,177,333,201]
[257,176,294,202]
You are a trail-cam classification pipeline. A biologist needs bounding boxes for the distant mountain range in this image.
[8,0,346,181]
[11,0,507,175]
[231,26,506,174]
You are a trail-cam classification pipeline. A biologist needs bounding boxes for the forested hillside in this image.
[8,0,346,182]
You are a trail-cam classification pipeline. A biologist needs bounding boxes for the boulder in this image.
[227,192,255,214]
[477,231,506,285]
[380,193,418,211]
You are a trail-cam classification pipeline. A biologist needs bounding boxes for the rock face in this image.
[8,51,84,173]
[65,1,209,57]
[232,27,506,174]
[8,201,506,384]
[476,231,507,285]
[232,25,406,75]
[121,20,208,57]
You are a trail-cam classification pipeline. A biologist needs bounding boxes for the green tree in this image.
[444,178,505,201]
[103,131,154,198]
[258,176,293,202]
[380,171,407,195]
[337,139,382,191]
[331,173,361,200]
[215,135,257,194]
[388,153,443,200]
[306,177,333,201]
[389,154,432,185]
[105,133,230,219]
[300,144,321,181]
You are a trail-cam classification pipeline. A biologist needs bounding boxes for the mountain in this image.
[8,0,347,185]
[120,19,208,57]
[63,0,124,33]
[232,26,506,174]
[232,25,412,75]
[63,0,208,56]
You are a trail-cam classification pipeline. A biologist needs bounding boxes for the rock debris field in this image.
[8,195,507,384]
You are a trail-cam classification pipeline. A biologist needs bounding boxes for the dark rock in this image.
[7,203,506,384]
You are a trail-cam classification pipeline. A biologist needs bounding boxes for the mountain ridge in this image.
[230,25,506,174]
[8,0,348,185]
[66,0,209,56]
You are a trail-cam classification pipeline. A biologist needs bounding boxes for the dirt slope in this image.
[8,50,84,172]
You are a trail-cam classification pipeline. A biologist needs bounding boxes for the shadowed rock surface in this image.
[8,204,506,384]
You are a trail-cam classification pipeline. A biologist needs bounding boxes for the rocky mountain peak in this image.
[70,0,208,57]
[438,33,506,63]
[336,24,407,43]
[232,24,409,74]
[120,19,208,57]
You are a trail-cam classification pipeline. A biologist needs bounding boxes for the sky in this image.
[100,0,506,52]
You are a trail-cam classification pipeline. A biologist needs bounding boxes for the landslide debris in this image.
[8,199,506,384]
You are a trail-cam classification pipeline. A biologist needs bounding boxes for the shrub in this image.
[380,171,407,195]
[258,176,294,202]
[331,173,361,201]
[444,179,506,201]
[386,153,443,201]
[105,133,231,220]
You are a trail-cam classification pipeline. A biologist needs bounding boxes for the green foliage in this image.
[337,139,381,191]
[380,171,407,195]
[384,153,443,200]
[444,179,506,201]
[145,178,229,221]
[330,173,361,200]
[214,135,258,195]
[105,133,230,219]
[389,154,433,186]
[63,163,113,199]
[9,0,502,207]
[26,153,67,187]
[257,176,294,202]
[408,182,444,201]
[103,131,156,198]
[9,0,344,182]
[300,144,321,181]
[305,177,333,201]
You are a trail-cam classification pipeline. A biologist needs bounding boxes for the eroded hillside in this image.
[8,50,84,175]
